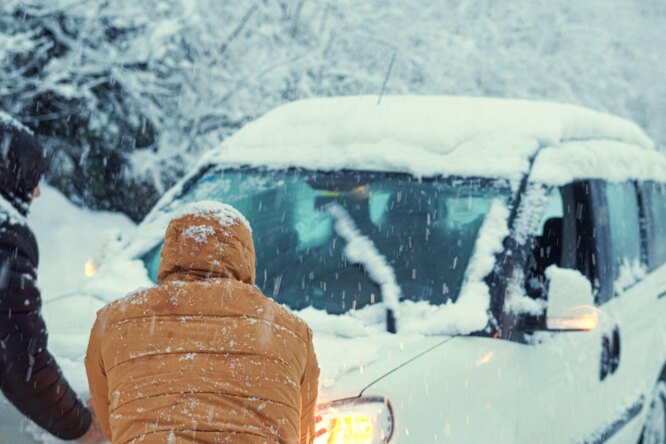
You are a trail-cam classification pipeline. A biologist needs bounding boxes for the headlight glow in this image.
[84,259,97,277]
[315,396,394,444]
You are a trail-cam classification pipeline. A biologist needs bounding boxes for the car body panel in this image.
[66,97,666,443]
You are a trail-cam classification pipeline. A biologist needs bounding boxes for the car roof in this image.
[136,96,664,256]
[198,95,655,182]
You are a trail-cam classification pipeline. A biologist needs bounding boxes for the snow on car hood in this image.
[43,285,453,403]
[313,331,452,401]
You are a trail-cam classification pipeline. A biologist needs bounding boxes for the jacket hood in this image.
[157,201,256,285]
[0,117,47,213]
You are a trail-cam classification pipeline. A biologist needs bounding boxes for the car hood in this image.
[314,332,453,402]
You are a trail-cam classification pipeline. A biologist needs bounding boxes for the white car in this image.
[81,96,666,443]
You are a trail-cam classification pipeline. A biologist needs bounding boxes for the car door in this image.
[510,181,637,443]
[594,181,666,443]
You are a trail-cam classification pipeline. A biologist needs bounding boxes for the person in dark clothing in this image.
[0,115,104,442]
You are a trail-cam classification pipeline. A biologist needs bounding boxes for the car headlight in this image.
[315,396,394,444]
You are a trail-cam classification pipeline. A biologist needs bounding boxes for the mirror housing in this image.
[545,266,597,331]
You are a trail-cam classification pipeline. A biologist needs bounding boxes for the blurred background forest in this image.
[1,0,664,221]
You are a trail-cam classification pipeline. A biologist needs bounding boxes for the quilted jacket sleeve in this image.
[0,219,91,440]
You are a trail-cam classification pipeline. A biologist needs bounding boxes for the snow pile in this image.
[227,96,653,153]
[28,187,136,388]
[532,140,666,185]
[29,186,136,299]
[326,204,401,318]
[179,200,251,232]
[80,258,153,304]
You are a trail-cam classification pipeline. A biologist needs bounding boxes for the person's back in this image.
[85,202,319,443]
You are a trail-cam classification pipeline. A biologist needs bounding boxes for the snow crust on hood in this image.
[199,95,654,181]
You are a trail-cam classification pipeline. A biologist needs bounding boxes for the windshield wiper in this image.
[385,308,397,334]
[326,203,400,333]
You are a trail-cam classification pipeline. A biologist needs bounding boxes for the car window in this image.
[538,187,564,234]
[143,169,511,314]
[524,188,564,298]
[521,181,610,331]
[605,182,643,292]
[525,183,599,299]
[644,181,666,268]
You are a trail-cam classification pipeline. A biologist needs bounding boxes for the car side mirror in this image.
[545,266,598,331]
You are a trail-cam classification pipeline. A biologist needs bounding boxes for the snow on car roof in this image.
[200,95,655,181]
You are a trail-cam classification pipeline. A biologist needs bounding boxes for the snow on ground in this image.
[27,186,135,398]
[29,185,136,300]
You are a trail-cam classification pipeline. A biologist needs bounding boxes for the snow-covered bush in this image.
[1,0,664,220]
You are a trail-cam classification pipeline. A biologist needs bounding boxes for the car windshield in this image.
[142,168,510,315]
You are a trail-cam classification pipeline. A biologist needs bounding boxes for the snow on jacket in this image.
[85,202,320,443]
[0,118,92,440]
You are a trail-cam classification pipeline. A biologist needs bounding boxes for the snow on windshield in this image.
[325,203,401,320]
[134,169,511,337]
[399,199,511,335]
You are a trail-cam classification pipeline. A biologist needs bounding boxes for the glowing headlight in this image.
[84,259,97,277]
[315,396,394,444]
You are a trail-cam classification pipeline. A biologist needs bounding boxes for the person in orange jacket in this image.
[85,201,320,443]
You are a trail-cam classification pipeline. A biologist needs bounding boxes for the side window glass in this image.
[605,183,643,292]
[646,182,666,267]
[525,188,564,298]
[522,182,602,314]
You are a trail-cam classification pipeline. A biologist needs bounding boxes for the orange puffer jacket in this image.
[85,203,320,443]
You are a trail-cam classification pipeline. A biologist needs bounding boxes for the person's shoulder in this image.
[0,193,26,225]
[248,286,313,340]
[0,198,37,259]
[94,286,159,328]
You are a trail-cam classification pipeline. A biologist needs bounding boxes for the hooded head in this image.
[157,201,256,286]
[0,114,47,213]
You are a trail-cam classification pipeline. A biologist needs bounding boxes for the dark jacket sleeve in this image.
[0,218,92,440]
